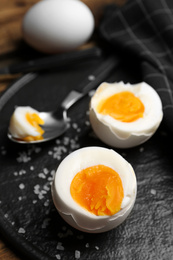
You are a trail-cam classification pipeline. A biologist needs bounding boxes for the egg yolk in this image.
[70,165,124,216]
[97,91,145,122]
[23,112,45,141]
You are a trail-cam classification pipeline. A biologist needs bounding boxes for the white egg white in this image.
[52,147,137,233]
[89,81,163,148]
[9,106,41,139]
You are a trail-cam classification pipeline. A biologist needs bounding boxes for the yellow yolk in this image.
[97,91,145,122]
[23,112,45,141]
[70,165,124,216]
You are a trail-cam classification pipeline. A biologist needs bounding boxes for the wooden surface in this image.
[0,0,125,259]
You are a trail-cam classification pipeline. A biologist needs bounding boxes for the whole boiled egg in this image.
[22,0,95,53]
[9,106,44,141]
[89,81,163,148]
[52,146,137,233]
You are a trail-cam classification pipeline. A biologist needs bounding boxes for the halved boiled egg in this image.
[89,81,163,148]
[9,106,44,141]
[52,146,137,233]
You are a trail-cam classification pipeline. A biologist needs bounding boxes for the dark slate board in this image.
[0,57,173,260]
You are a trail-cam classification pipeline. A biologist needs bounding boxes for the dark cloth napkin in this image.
[99,0,173,132]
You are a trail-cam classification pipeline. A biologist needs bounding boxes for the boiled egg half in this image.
[52,146,137,233]
[89,81,163,148]
[9,106,44,141]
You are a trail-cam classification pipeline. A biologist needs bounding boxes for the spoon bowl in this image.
[8,56,120,144]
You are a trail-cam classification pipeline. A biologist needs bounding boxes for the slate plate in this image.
[0,58,173,260]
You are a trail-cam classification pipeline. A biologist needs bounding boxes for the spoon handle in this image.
[61,55,120,110]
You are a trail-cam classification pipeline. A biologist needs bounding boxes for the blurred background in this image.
[0,0,126,91]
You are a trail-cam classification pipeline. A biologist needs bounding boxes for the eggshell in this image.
[22,0,95,53]
[89,81,163,148]
[52,146,137,233]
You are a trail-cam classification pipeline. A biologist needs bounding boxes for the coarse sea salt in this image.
[56,242,64,251]
[18,227,26,234]
[88,75,95,81]
[19,183,25,190]
[75,250,80,259]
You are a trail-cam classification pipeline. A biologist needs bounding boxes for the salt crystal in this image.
[56,139,61,144]
[19,183,25,190]
[56,242,64,251]
[88,75,95,81]
[139,147,144,152]
[85,243,89,248]
[17,152,31,163]
[151,189,156,195]
[89,90,95,97]
[44,200,49,207]
[38,173,46,179]
[85,121,90,126]
[42,218,50,229]
[75,250,80,259]
[18,227,26,234]
[43,168,49,174]
[72,123,78,129]
[34,184,40,194]
[38,193,44,200]
[43,183,50,191]
[35,147,41,153]
[19,169,26,175]
[63,137,70,145]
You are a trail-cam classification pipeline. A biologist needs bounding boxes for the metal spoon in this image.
[8,55,120,144]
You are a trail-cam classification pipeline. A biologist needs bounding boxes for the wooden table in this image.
[0,0,125,259]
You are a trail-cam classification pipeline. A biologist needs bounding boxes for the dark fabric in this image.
[99,0,173,132]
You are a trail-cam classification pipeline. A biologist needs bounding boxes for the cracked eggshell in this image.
[51,146,137,233]
[89,82,163,148]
